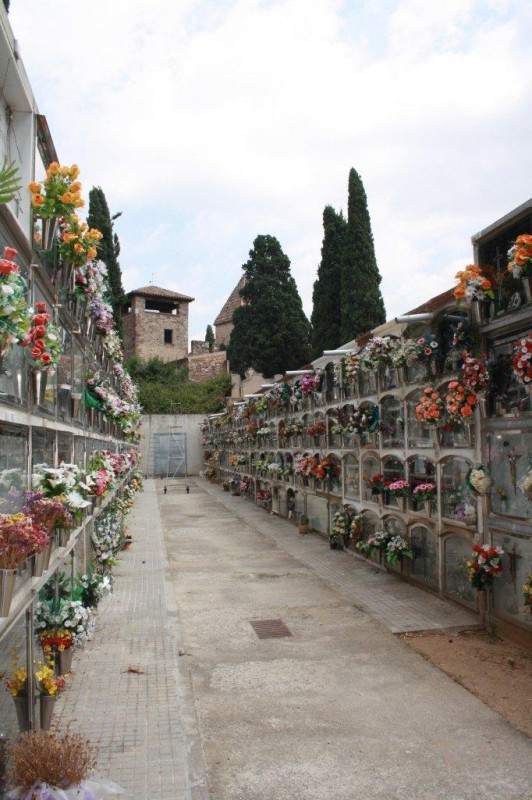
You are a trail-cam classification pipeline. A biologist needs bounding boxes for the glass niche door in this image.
[487,430,532,520]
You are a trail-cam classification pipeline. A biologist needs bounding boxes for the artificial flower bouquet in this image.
[366,473,387,495]
[330,510,350,547]
[35,598,95,649]
[445,381,477,421]
[385,535,414,566]
[36,660,66,697]
[22,492,66,534]
[356,529,391,557]
[19,303,61,369]
[304,421,327,437]
[363,335,400,367]
[415,387,445,425]
[2,660,28,697]
[0,513,48,569]
[466,466,493,496]
[507,233,532,279]
[387,480,411,498]
[460,353,488,393]
[412,483,436,502]
[453,264,495,304]
[467,543,504,590]
[38,628,74,654]
[512,334,532,386]
[517,467,532,500]
[29,162,84,219]
[59,214,102,267]
[0,246,29,360]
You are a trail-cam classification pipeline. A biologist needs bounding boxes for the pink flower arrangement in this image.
[388,480,411,497]
[412,483,436,501]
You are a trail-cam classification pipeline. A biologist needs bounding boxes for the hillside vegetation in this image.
[126,356,231,415]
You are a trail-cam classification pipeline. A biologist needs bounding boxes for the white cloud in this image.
[9,0,532,346]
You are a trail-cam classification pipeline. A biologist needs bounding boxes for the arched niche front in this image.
[443,531,476,607]
[409,523,438,589]
[358,401,379,448]
[406,389,434,450]
[441,456,476,525]
[407,455,436,514]
[380,395,404,449]
[325,452,342,494]
[383,514,406,534]
[435,382,475,449]
[361,453,380,502]
[343,453,359,499]
[382,455,405,508]
[358,368,377,398]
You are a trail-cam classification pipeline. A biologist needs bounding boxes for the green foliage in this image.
[0,160,21,204]
[126,356,230,414]
[87,187,126,339]
[340,168,385,343]
[310,206,346,358]
[227,234,311,377]
[205,324,215,352]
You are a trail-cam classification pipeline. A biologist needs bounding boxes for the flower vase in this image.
[42,541,53,571]
[71,392,82,418]
[0,567,17,616]
[396,496,406,513]
[470,300,482,326]
[396,365,405,384]
[13,696,31,732]
[39,217,60,252]
[39,694,56,731]
[58,647,74,674]
[55,528,70,547]
[423,500,432,517]
[464,423,475,447]
[31,549,47,578]
[31,368,48,405]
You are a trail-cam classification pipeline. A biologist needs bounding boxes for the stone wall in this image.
[188,351,228,383]
[190,340,210,356]
[140,414,205,476]
[122,295,189,363]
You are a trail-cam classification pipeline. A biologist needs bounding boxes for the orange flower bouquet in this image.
[507,234,532,279]
[453,264,494,304]
[415,387,445,425]
[445,380,477,422]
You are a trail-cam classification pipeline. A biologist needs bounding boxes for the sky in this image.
[8,0,532,345]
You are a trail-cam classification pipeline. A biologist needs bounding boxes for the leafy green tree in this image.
[205,324,215,352]
[340,168,385,342]
[87,187,126,339]
[310,206,346,358]
[227,235,311,377]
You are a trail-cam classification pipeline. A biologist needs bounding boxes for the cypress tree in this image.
[87,187,126,339]
[310,206,346,358]
[205,324,215,352]
[227,234,311,378]
[340,168,385,342]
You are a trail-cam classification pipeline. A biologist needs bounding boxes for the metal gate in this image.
[153,433,187,477]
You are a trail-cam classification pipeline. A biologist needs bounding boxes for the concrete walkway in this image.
[52,479,530,800]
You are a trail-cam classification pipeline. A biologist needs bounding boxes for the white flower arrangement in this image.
[467,466,493,496]
[518,467,532,500]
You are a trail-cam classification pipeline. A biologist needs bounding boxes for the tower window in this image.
[164,329,173,344]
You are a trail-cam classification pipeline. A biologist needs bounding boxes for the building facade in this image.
[203,202,532,648]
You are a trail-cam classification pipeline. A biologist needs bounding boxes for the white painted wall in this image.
[139,414,205,476]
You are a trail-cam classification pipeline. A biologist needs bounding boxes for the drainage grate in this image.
[250,619,292,639]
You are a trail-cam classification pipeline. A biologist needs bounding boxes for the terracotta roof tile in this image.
[128,285,194,302]
[214,277,246,325]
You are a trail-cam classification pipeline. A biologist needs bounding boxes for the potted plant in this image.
[388,480,411,512]
[1,659,30,732]
[298,514,309,535]
[35,660,66,730]
[6,728,122,798]
[412,482,437,516]
[0,513,49,616]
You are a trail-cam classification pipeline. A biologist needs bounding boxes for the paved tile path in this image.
[9,478,528,800]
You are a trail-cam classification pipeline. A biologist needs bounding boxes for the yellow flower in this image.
[69,164,80,179]
[74,197,85,208]
[31,193,45,207]
[61,191,74,204]
[28,181,41,193]
[69,181,82,193]
[87,246,97,260]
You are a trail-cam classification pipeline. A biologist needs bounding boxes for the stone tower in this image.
[122,285,194,363]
